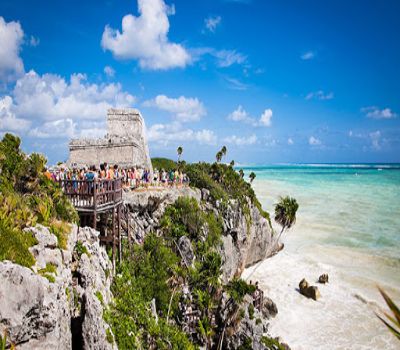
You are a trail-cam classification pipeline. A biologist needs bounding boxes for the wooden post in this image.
[112,207,116,272]
[93,180,97,230]
[127,206,131,251]
[118,204,122,262]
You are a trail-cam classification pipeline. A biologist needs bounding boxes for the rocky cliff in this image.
[0,225,115,349]
[123,187,280,282]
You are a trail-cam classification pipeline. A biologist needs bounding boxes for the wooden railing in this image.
[59,178,123,211]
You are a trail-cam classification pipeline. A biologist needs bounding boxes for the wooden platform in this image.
[60,178,125,267]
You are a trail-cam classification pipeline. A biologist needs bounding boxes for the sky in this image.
[0,0,399,164]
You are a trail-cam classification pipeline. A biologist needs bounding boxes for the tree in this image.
[274,196,298,242]
[177,146,183,162]
[249,172,256,184]
[221,146,227,159]
[216,151,223,163]
[229,160,235,168]
[238,169,244,178]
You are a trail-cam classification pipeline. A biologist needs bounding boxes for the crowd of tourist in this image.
[46,162,190,190]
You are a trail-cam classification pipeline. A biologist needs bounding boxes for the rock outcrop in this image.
[299,278,320,301]
[123,187,280,283]
[318,273,329,284]
[0,225,116,349]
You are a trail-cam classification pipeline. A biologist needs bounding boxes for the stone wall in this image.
[68,108,152,170]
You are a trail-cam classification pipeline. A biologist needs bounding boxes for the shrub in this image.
[151,157,177,171]
[261,336,287,350]
[75,241,90,259]
[226,278,256,304]
[248,304,255,320]
[0,133,78,267]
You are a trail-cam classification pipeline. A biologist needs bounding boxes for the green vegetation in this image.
[38,262,57,283]
[75,241,90,259]
[226,278,256,305]
[183,162,271,229]
[0,134,78,267]
[248,304,255,320]
[106,196,257,349]
[238,337,253,350]
[151,157,178,171]
[106,328,114,344]
[95,291,104,306]
[261,336,287,350]
[274,196,299,241]
[376,287,400,341]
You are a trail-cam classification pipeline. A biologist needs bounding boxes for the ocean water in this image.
[241,164,400,350]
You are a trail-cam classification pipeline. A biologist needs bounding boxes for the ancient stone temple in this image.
[68,108,152,169]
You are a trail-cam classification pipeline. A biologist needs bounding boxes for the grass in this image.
[49,220,71,250]
[95,291,104,306]
[38,262,57,283]
[75,241,90,259]
[0,222,37,267]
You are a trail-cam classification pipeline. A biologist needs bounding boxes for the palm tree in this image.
[274,196,299,242]
[177,146,183,162]
[216,151,223,163]
[238,169,244,178]
[229,160,235,168]
[376,287,400,341]
[221,146,227,159]
[249,172,256,183]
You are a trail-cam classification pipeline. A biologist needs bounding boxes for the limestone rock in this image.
[0,224,116,350]
[262,297,278,319]
[299,278,320,301]
[318,273,329,284]
[178,235,195,267]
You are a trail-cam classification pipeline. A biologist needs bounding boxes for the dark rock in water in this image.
[262,297,278,319]
[299,278,320,301]
[178,236,195,267]
[318,273,329,284]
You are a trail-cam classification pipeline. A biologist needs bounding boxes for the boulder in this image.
[262,297,278,319]
[299,278,320,301]
[318,273,329,284]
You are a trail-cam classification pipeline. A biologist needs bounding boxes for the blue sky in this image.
[0,0,399,164]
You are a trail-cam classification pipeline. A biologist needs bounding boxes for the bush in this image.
[151,157,177,171]
[226,278,256,304]
[261,336,287,350]
[248,304,255,320]
[0,133,78,267]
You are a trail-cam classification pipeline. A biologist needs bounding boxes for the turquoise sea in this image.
[242,164,400,350]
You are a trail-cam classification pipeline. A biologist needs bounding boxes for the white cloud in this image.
[227,106,272,127]
[204,16,221,33]
[287,137,294,145]
[104,65,115,77]
[223,134,257,146]
[29,35,40,47]
[143,95,206,122]
[309,136,321,146]
[217,50,246,67]
[11,70,135,121]
[1,70,134,138]
[259,109,272,127]
[214,50,246,67]
[362,106,397,120]
[369,130,381,150]
[301,51,315,60]
[0,95,30,132]
[0,16,25,82]
[227,105,251,122]
[147,122,216,145]
[29,118,76,138]
[101,0,191,70]
[225,77,249,90]
[192,47,246,68]
[305,90,334,101]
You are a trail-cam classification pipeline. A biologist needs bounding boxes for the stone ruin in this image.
[68,108,152,170]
